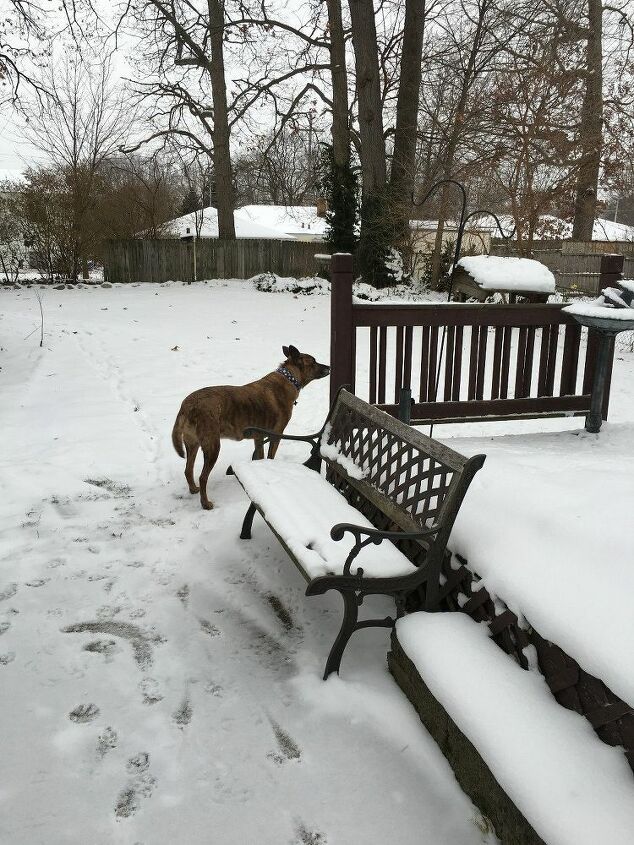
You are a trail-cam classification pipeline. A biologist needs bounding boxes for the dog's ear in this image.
[287,344,300,359]
[282,345,289,358]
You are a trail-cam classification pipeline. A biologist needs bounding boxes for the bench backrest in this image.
[320,390,485,569]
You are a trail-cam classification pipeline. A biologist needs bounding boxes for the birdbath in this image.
[564,281,634,433]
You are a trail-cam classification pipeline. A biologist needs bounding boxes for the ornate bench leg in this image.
[240,503,257,540]
[323,590,359,679]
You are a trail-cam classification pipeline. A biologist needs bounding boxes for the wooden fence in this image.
[491,239,634,295]
[329,253,615,425]
[104,238,328,283]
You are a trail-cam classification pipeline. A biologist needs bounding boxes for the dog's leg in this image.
[184,441,200,494]
[199,438,220,510]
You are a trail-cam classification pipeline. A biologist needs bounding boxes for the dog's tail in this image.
[171,411,185,458]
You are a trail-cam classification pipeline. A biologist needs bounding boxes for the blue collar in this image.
[276,365,301,392]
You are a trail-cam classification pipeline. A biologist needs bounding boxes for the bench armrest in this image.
[330,522,441,577]
[242,426,324,472]
[243,426,322,445]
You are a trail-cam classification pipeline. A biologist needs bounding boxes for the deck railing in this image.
[329,253,621,425]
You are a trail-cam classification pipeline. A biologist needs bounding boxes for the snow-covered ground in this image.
[0,281,501,845]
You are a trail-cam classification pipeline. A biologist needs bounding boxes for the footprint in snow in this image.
[83,639,118,659]
[199,619,221,638]
[0,652,16,666]
[293,823,327,845]
[63,620,161,670]
[96,727,118,758]
[69,703,100,723]
[172,696,193,728]
[0,621,11,636]
[115,754,156,819]
[0,583,18,602]
[176,584,190,608]
[139,677,163,705]
[268,718,301,764]
[25,578,49,588]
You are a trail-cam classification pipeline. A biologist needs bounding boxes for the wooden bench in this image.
[232,388,485,678]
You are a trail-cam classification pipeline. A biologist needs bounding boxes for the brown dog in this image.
[171,345,330,509]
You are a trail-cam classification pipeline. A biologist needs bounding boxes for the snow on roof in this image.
[165,206,296,240]
[235,205,328,238]
[0,168,25,185]
[457,255,556,293]
[398,613,634,845]
[591,218,634,241]
[473,213,634,242]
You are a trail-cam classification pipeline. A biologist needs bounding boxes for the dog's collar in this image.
[276,366,301,393]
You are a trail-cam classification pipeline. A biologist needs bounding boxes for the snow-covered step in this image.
[390,612,634,845]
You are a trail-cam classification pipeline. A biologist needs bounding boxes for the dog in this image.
[171,345,330,510]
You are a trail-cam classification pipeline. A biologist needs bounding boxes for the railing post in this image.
[598,253,623,420]
[599,253,624,292]
[330,252,355,403]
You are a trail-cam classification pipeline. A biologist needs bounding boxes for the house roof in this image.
[235,205,328,238]
[473,213,634,242]
[165,207,296,240]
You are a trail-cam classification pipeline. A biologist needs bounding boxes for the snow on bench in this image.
[395,612,634,845]
[231,459,417,581]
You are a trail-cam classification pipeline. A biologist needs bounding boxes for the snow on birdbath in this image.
[563,281,634,433]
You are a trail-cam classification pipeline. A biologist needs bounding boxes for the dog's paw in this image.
[188,486,200,494]
[201,502,214,511]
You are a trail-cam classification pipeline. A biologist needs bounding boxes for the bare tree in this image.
[21,56,130,278]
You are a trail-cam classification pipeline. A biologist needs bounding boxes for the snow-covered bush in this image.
[251,272,330,295]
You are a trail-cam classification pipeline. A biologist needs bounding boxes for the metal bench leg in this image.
[323,590,359,679]
[240,503,257,540]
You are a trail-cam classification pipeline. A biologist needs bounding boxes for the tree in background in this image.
[20,56,129,279]
[320,144,358,254]
[123,0,236,240]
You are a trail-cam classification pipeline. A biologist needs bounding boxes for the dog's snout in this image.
[321,365,331,377]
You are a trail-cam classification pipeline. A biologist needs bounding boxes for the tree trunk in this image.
[572,0,602,242]
[208,0,236,240]
[348,0,390,285]
[389,0,426,236]
[326,0,350,168]
[348,0,386,198]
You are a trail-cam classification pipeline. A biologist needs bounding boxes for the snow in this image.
[0,281,495,845]
[397,612,634,845]
[448,423,634,708]
[619,279,634,294]
[232,459,413,579]
[563,301,634,321]
[473,213,634,242]
[457,255,556,293]
[236,205,328,240]
[165,206,297,240]
[320,423,368,480]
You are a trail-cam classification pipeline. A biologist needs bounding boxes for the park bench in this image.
[231,388,485,679]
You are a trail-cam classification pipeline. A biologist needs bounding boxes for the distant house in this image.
[162,203,329,242]
[164,206,296,240]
